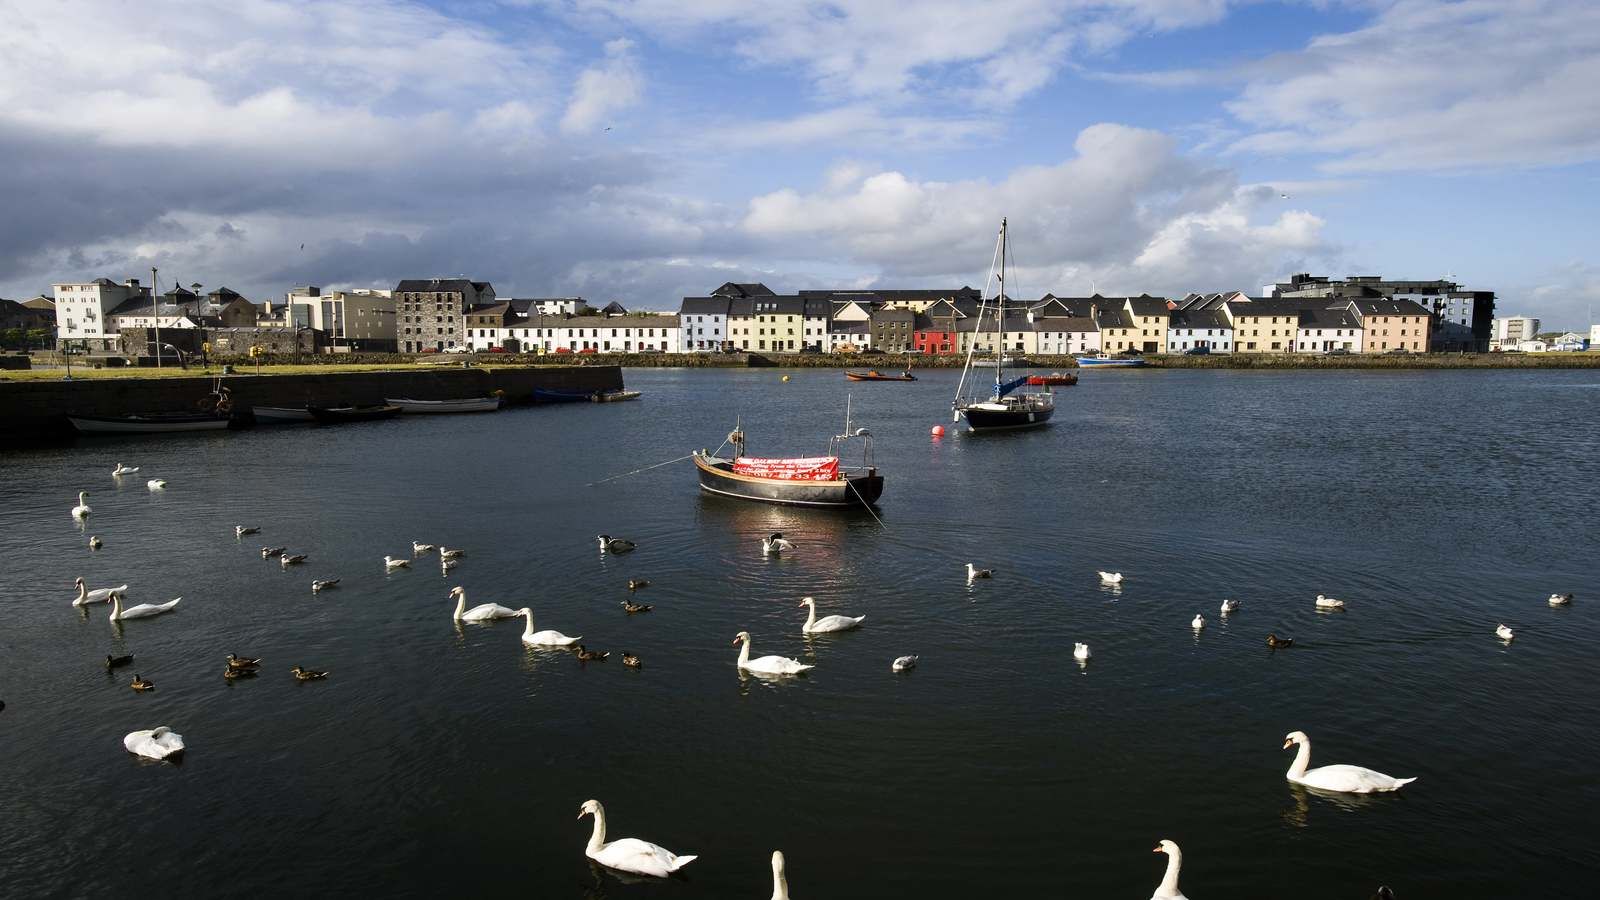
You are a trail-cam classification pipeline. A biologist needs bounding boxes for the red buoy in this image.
[931,425,945,437]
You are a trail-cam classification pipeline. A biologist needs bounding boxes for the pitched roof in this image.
[711,282,775,298]
[1033,316,1099,332]
[750,295,804,315]
[679,296,730,316]
[1170,309,1230,329]
[1348,297,1430,316]
[1096,308,1134,328]
[1126,295,1172,315]
[395,278,478,293]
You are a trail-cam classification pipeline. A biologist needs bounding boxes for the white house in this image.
[495,314,679,353]
[678,297,730,351]
[1031,316,1101,355]
[829,320,869,351]
[802,297,832,351]
[52,277,151,351]
[1166,309,1233,354]
[1294,308,1363,353]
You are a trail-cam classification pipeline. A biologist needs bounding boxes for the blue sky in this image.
[2,0,1597,327]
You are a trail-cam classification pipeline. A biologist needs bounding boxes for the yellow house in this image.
[1123,295,1170,354]
[750,295,804,353]
[1097,307,1139,353]
[1225,300,1297,353]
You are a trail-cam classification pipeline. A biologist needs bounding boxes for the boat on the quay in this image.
[952,219,1055,432]
[691,406,882,508]
[69,413,231,434]
[384,396,502,414]
[308,404,402,424]
[844,369,916,382]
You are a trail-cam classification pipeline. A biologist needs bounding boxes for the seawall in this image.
[0,365,622,443]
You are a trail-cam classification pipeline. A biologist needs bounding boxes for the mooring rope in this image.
[587,453,696,487]
[847,480,887,530]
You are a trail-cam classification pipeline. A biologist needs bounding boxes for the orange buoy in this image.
[931,425,945,437]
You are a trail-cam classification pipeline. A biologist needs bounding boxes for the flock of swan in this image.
[54,475,1576,898]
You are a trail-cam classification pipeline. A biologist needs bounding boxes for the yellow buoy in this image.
[781,375,791,382]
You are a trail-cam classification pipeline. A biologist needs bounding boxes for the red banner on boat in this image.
[733,456,840,481]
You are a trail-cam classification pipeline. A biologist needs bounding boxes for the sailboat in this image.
[952,219,1055,432]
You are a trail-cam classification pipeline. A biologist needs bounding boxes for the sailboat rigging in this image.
[951,218,1055,432]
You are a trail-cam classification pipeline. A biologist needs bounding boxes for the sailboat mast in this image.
[995,218,1006,394]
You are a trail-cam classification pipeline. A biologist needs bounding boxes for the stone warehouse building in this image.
[395,278,494,353]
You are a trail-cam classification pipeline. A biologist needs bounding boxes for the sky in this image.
[2,0,1597,327]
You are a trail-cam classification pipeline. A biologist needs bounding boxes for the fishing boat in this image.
[1026,372,1078,386]
[384,396,502,414]
[952,219,1055,432]
[251,406,315,424]
[1076,355,1148,368]
[532,387,594,404]
[69,413,230,434]
[691,404,883,508]
[308,404,402,424]
[592,389,642,402]
[844,369,916,382]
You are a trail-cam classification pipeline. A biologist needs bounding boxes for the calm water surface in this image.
[2,367,1597,898]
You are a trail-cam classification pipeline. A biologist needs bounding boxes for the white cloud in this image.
[560,37,644,134]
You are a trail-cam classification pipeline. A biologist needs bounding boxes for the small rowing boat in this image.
[384,397,502,414]
[844,370,916,382]
[532,387,594,404]
[1025,373,1078,386]
[1076,355,1147,368]
[308,404,402,424]
[592,389,642,402]
[70,413,230,434]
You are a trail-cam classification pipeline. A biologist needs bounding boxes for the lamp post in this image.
[151,266,161,369]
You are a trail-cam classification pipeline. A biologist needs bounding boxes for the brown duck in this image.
[1266,634,1295,649]
[130,674,155,692]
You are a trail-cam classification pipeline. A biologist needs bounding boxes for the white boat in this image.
[383,397,502,414]
[972,356,1029,368]
[252,406,315,424]
[69,414,230,434]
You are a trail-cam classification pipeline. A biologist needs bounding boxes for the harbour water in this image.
[1,367,1596,898]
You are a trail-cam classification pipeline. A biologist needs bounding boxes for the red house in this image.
[913,302,963,354]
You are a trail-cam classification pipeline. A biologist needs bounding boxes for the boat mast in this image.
[995,218,1006,396]
[953,220,1006,418]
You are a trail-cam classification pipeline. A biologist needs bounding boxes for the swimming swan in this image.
[799,596,863,633]
[110,594,180,622]
[577,798,697,878]
[518,607,580,647]
[450,586,519,623]
[1283,730,1416,793]
[732,631,813,675]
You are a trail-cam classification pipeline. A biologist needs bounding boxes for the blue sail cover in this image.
[997,375,1031,398]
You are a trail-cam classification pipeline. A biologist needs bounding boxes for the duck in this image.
[1191,614,1205,630]
[88,535,103,550]
[123,725,183,760]
[770,850,791,900]
[279,553,307,566]
[892,654,918,672]
[1149,839,1188,899]
[1548,592,1573,607]
[105,653,134,669]
[622,653,642,668]
[799,596,864,633]
[129,674,155,692]
[1098,571,1123,584]
[732,631,813,675]
[412,541,436,556]
[440,546,466,559]
[517,607,581,647]
[73,577,126,606]
[226,654,262,670]
[110,595,180,622]
[966,563,994,581]
[762,533,796,555]
[573,644,610,662]
[261,546,286,558]
[235,525,260,537]
[222,665,257,681]
[596,534,636,553]
[449,586,519,623]
[112,463,140,477]
[627,579,651,591]
[290,666,329,681]
[1220,599,1240,616]
[1266,634,1295,649]
[1496,624,1514,641]
[311,578,340,593]
[383,555,410,571]
[71,491,92,519]
[1282,730,1416,793]
[1315,594,1345,610]
[621,598,653,614]
[577,799,697,878]
[1074,642,1091,661]
[146,478,167,490]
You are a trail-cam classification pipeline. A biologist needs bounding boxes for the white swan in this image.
[1220,599,1239,616]
[733,631,813,675]
[73,577,127,606]
[799,596,863,633]
[124,725,184,761]
[1098,571,1123,584]
[1495,624,1514,641]
[771,850,791,900]
[892,655,918,672]
[146,479,167,490]
[518,607,580,646]
[577,799,697,878]
[110,594,180,621]
[1149,839,1188,899]
[384,556,410,571]
[1191,614,1205,630]
[1315,594,1345,610]
[762,533,796,555]
[235,525,259,537]
[1283,730,1416,793]
[71,491,92,519]
[451,586,519,623]
[112,463,139,476]
[1074,642,1091,661]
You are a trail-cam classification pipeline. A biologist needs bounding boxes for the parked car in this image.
[798,346,822,354]
[1183,346,1210,355]
[443,346,470,354]
[488,346,507,354]
[1384,348,1411,355]
[420,347,440,354]
[554,346,574,354]
[1328,348,1350,356]
[578,347,598,355]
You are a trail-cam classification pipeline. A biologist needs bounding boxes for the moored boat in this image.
[592,389,642,402]
[1076,355,1148,367]
[952,219,1055,432]
[1026,373,1078,386]
[844,369,916,382]
[532,387,594,404]
[384,396,502,414]
[692,407,882,508]
[70,413,230,434]
[308,404,402,424]
[252,406,315,424]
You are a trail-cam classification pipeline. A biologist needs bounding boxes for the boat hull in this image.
[959,401,1055,432]
[1026,374,1078,386]
[693,453,882,507]
[1076,357,1147,367]
[308,405,402,424]
[844,371,916,382]
[252,406,315,424]
[592,389,641,402]
[384,397,502,414]
[69,414,230,434]
[532,387,594,404]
